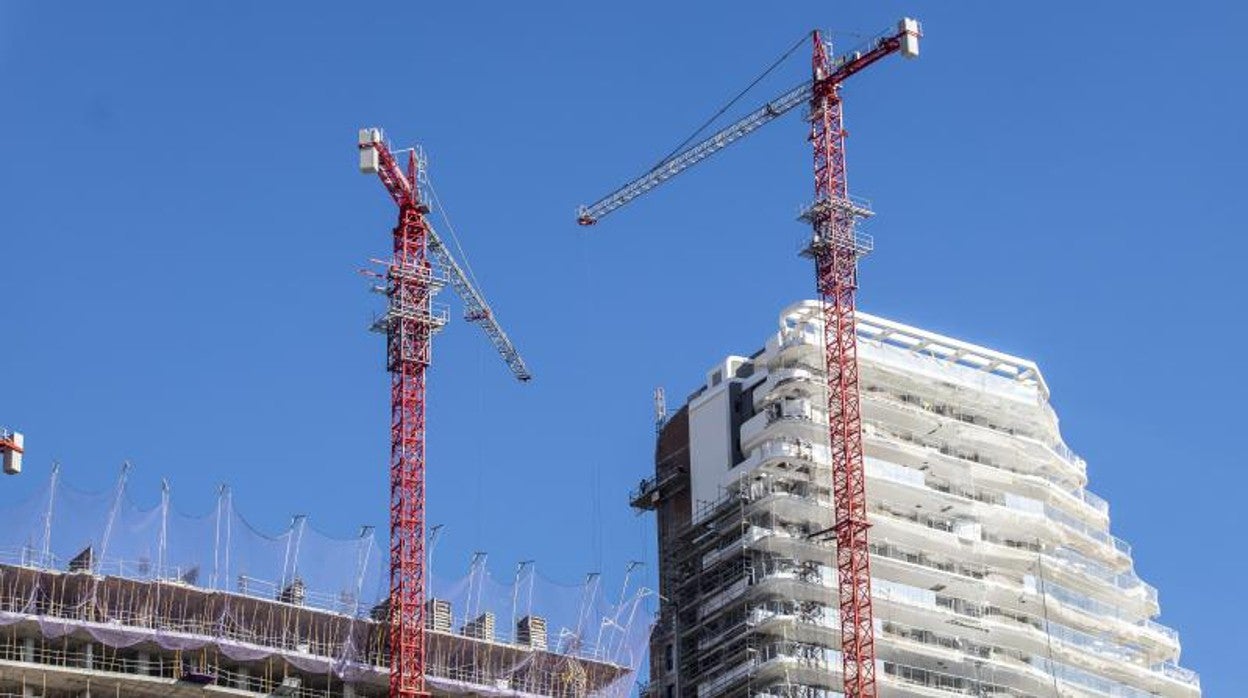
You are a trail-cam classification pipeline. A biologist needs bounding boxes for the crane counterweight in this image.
[0,428,24,476]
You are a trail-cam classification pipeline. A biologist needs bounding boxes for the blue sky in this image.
[0,1,1242,690]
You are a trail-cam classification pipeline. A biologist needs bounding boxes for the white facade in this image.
[641,301,1199,698]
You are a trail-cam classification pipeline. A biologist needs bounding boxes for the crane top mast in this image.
[360,128,532,382]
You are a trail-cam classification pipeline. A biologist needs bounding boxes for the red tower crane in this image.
[358,128,531,698]
[577,19,920,698]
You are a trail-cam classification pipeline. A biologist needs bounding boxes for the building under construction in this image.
[0,471,650,697]
[634,301,1200,698]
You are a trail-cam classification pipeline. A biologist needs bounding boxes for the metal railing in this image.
[0,636,339,698]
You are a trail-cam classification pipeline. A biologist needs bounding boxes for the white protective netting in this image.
[0,468,653,695]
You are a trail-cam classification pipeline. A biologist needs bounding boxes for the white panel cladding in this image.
[688,381,734,521]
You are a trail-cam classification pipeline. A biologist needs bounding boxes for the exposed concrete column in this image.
[21,637,34,663]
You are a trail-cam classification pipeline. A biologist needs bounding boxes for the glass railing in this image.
[1041,501,1130,558]
[867,458,1127,567]
[750,438,830,467]
[1043,618,1149,665]
[1143,619,1180,644]
[871,421,1088,507]
[777,329,821,352]
[1030,654,1157,698]
[881,617,1168,698]
[1049,547,1157,606]
[863,458,926,487]
[1078,488,1110,515]
[763,364,822,388]
[784,578,1189,698]
[1153,661,1200,687]
[873,578,936,608]
[1051,440,1081,466]
[882,661,1027,697]
[926,589,1194,691]
[871,542,987,581]
[862,388,1091,485]
[1035,576,1141,624]
[934,592,1160,670]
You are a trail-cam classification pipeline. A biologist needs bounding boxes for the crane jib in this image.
[577,81,811,225]
[360,129,532,382]
[576,18,919,226]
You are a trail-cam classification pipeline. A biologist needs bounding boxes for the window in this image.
[665,685,674,698]
[664,643,674,672]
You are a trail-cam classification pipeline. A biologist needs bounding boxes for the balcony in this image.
[768,326,824,365]
[882,661,1029,697]
[1047,546,1159,613]
[742,438,831,475]
[862,394,1089,495]
[741,400,827,452]
[1153,661,1201,689]
[752,365,823,408]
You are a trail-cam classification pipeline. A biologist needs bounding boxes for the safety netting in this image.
[0,468,654,696]
[0,466,384,617]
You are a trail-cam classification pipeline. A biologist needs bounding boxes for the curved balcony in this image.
[861,392,1088,492]
[767,327,825,366]
[752,365,823,408]
[742,403,829,456]
[742,438,831,474]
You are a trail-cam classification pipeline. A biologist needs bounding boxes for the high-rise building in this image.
[634,301,1199,698]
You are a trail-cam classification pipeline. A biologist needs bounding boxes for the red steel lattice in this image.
[363,128,530,697]
[809,31,876,698]
[384,151,435,698]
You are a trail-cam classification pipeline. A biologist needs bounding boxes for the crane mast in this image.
[359,127,530,698]
[576,19,920,698]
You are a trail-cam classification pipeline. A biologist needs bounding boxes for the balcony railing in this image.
[1153,661,1201,687]
[1143,619,1181,644]
[1048,546,1158,607]
[883,580,1191,692]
